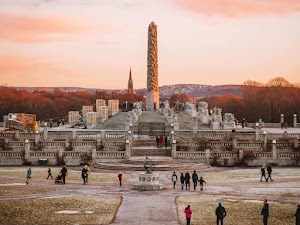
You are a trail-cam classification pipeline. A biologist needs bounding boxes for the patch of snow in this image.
[55,210,80,214]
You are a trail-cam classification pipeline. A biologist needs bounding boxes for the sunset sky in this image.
[1,0,300,89]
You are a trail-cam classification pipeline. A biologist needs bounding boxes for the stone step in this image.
[131,147,171,157]
[123,156,178,165]
[92,161,207,171]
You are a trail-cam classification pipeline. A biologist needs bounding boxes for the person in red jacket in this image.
[184,205,192,225]
[118,172,122,186]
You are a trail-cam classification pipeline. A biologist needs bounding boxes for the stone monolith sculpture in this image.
[146,22,159,111]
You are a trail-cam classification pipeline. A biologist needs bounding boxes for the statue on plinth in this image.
[144,156,155,174]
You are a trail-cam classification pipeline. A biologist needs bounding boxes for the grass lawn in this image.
[0,195,122,225]
[176,195,296,225]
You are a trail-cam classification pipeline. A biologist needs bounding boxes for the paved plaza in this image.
[0,165,299,225]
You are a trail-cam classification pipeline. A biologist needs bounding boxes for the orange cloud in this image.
[0,12,86,43]
[0,55,49,73]
[171,0,300,17]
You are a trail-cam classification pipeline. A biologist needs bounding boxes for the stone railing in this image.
[96,151,125,158]
[236,142,262,148]
[176,152,206,159]
[39,141,66,147]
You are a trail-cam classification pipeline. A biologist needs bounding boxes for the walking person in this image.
[118,172,123,186]
[260,166,267,182]
[216,202,227,225]
[159,135,164,148]
[165,135,168,148]
[46,167,53,180]
[26,167,31,185]
[198,177,206,191]
[60,166,68,184]
[180,173,185,190]
[82,166,87,185]
[185,172,191,190]
[266,165,273,182]
[192,170,199,191]
[261,199,269,225]
[295,205,300,225]
[172,171,178,189]
[156,136,159,148]
[84,164,90,183]
[184,205,192,225]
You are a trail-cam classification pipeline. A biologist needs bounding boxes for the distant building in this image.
[128,67,134,94]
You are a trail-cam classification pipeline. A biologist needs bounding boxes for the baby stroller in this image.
[55,174,63,184]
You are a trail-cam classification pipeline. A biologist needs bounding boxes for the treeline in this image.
[200,77,300,123]
[0,77,299,123]
[0,87,142,121]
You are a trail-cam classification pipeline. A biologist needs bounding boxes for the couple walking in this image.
[260,165,273,182]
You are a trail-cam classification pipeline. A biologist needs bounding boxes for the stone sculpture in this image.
[144,157,155,174]
[146,22,160,111]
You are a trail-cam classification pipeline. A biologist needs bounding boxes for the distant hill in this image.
[9,84,243,98]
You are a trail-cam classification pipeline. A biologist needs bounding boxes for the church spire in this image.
[128,67,134,94]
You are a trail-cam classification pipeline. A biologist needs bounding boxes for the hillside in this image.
[10,84,243,98]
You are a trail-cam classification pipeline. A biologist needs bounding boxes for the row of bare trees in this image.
[0,77,299,123]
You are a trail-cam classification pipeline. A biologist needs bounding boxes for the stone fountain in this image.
[134,157,163,191]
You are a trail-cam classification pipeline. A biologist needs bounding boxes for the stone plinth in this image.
[108,100,119,116]
[86,112,97,125]
[96,99,106,111]
[146,91,159,112]
[134,173,163,191]
[68,111,80,125]
[82,106,93,121]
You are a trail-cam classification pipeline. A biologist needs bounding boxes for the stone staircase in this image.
[92,156,207,171]
[93,112,129,130]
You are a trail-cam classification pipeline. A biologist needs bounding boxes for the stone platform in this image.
[134,173,163,191]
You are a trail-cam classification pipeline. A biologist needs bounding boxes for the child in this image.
[198,177,206,191]
[47,168,53,179]
[26,167,31,185]
[118,172,123,186]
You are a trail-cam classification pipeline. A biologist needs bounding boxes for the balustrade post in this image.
[238,149,243,160]
[92,148,96,162]
[72,130,77,139]
[293,114,297,128]
[280,114,284,124]
[294,139,299,148]
[43,122,48,140]
[65,139,70,149]
[14,130,20,140]
[255,122,259,141]
[205,149,210,164]
[232,138,237,149]
[58,149,63,163]
[272,140,277,160]
[34,131,40,144]
[170,130,174,144]
[24,139,30,161]
[171,140,177,158]
[125,139,130,159]
[283,131,288,140]
[128,130,133,143]
[263,131,267,149]
[101,130,105,140]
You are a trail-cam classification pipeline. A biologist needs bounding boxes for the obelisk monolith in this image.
[146,22,159,111]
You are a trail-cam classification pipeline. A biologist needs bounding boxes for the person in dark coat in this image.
[295,205,300,225]
[260,166,267,182]
[165,136,168,148]
[266,165,273,182]
[47,167,53,180]
[180,173,185,190]
[60,166,68,184]
[156,136,159,148]
[82,167,87,185]
[216,202,226,225]
[184,172,191,190]
[261,199,269,225]
[192,170,199,191]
